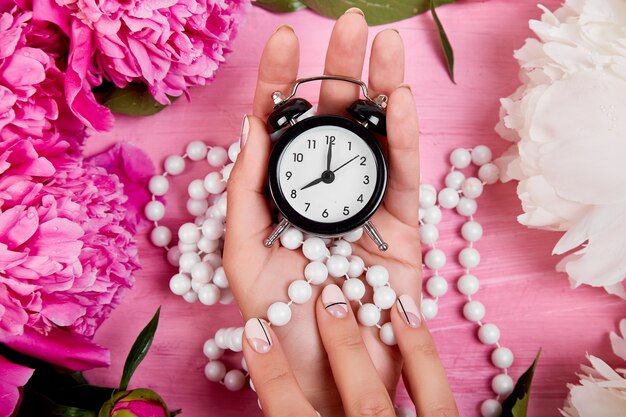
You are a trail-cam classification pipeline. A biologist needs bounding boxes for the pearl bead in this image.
[471,145,492,166]
[221,163,234,181]
[203,339,224,360]
[150,225,172,247]
[462,177,484,199]
[203,252,223,269]
[347,255,365,278]
[419,187,437,209]
[327,255,349,278]
[178,241,197,253]
[480,399,502,417]
[148,175,169,196]
[204,361,226,382]
[457,274,480,295]
[249,378,255,392]
[456,197,477,217]
[219,288,234,304]
[304,261,328,285]
[491,373,514,396]
[214,328,227,349]
[478,323,501,345]
[330,240,352,257]
[197,237,219,254]
[463,300,486,322]
[302,237,328,261]
[198,283,221,305]
[188,179,209,200]
[358,303,381,327]
[167,246,181,267]
[343,278,366,301]
[228,142,241,163]
[450,148,471,169]
[204,172,226,194]
[241,357,248,372]
[191,279,206,293]
[373,286,397,310]
[267,301,292,326]
[343,227,363,242]
[144,200,165,221]
[194,216,206,226]
[164,155,185,175]
[186,141,208,161]
[187,198,209,216]
[426,275,448,297]
[183,290,198,303]
[224,369,246,391]
[169,273,191,295]
[212,267,229,288]
[280,227,303,250]
[421,183,436,195]
[395,407,414,417]
[207,147,228,167]
[479,163,500,185]
[231,327,244,352]
[216,195,227,218]
[492,347,514,369]
[419,223,439,245]
[288,280,312,304]
[191,262,214,283]
[461,221,483,242]
[438,187,460,209]
[379,322,397,346]
[421,298,438,320]
[424,248,446,270]
[422,206,442,225]
[179,222,201,243]
[366,265,389,287]
[202,218,224,240]
[445,171,466,190]
[459,247,480,269]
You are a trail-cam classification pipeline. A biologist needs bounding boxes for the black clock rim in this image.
[268,114,388,236]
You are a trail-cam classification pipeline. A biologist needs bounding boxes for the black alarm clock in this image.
[263,75,390,251]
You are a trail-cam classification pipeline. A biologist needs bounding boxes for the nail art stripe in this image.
[397,297,412,324]
[257,318,271,346]
[324,301,348,309]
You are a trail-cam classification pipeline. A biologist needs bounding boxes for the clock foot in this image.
[363,221,388,251]
[264,218,291,247]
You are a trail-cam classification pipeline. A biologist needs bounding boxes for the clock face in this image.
[269,116,386,235]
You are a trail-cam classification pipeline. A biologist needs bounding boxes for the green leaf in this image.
[299,0,455,26]
[103,83,173,116]
[253,0,307,13]
[501,349,542,417]
[430,0,455,83]
[119,308,161,391]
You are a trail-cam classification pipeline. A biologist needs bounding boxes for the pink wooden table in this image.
[85,1,626,415]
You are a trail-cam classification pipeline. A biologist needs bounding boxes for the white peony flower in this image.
[561,319,626,417]
[496,0,626,298]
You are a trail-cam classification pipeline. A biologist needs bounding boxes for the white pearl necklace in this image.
[147,141,510,417]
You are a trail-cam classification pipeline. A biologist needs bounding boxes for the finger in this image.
[392,294,459,417]
[368,28,405,98]
[225,115,272,249]
[243,318,318,417]
[253,25,300,119]
[384,86,421,227]
[316,284,395,417]
[318,9,368,115]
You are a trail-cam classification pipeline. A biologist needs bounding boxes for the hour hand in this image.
[300,176,324,190]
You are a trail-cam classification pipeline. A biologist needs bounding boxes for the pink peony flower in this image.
[102,389,171,417]
[0,356,34,417]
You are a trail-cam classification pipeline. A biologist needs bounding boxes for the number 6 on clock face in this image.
[268,115,387,236]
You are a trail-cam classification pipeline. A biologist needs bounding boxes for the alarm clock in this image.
[263,75,390,251]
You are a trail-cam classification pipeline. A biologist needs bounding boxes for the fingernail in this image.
[397,294,421,328]
[397,83,412,92]
[344,7,364,16]
[240,115,249,149]
[245,318,272,354]
[322,284,348,318]
[275,23,295,33]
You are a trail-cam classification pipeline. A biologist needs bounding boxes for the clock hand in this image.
[300,176,324,190]
[332,155,359,173]
[326,141,332,172]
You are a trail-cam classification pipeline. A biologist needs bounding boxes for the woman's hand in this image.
[224,8,423,416]
[242,286,458,417]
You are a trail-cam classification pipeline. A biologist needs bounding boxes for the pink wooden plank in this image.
[85,1,626,416]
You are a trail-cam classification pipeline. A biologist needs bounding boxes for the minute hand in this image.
[332,155,359,173]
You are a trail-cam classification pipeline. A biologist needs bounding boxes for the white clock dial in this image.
[277,125,379,223]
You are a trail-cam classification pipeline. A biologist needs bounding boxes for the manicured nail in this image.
[240,115,249,149]
[397,83,412,91]
[322,284,348,318]
[344,7,364,16]
[245,318,272,354]
[397,294,421,328]
[275,23,295,33]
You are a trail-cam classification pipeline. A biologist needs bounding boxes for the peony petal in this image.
[569,380,626,417]
[28,217,84,262]
[610,319,626,362]
[0,356,34,417]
